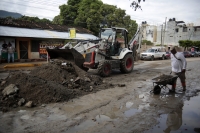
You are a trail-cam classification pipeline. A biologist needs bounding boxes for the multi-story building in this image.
[142,18,200,49]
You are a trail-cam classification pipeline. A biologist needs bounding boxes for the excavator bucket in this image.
[46,48,85,69]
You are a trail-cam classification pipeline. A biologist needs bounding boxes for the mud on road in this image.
[0,58,200,133]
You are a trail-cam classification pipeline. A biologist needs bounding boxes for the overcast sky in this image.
[1,0,200,26]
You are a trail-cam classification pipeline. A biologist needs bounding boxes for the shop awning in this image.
[0,26,99,40]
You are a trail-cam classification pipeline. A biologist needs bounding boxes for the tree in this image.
[179,40,193,51]
[55,0,138,36]
[130,0,145,11]
[52,15,62,25]
[99,4,138,40]
[142,40,153,45]
[59,0,81,25]
[75,0,103,35]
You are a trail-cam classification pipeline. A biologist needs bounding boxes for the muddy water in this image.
[145,93,200,133]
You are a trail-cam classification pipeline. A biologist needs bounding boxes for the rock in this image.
[74,77,80,83]
[118,84,126,87]
[25,101,33,108]
[90,86,93,91]
[2,84,19,96]
[1,81,6,86]
[41,104,46,107]
[18,98,26,106]
[84,77,91,82]
[139,94,144,99]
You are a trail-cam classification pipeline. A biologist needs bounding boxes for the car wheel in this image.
[151,56,154,61]
[162,55,165,60]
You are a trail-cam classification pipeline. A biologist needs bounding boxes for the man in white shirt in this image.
[170,46,187,92]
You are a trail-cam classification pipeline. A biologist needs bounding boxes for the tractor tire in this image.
[120,54,134,73]
[97,61,112,77]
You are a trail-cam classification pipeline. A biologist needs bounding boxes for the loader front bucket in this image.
[46,48,85,69]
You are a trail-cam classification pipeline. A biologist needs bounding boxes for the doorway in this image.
[19,41,28,59]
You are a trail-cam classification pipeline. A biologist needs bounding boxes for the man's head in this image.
[171,46,181,54]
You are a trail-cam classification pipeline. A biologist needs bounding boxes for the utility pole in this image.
[163,17,167,49]
[161,24,163,47]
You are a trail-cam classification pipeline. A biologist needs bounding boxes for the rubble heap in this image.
[0,59,112,112]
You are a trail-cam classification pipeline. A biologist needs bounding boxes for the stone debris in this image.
[0,59,112,112]
[2,84,19,96]
[25,101,33,108]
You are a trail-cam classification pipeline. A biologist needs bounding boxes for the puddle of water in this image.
[124,108,140,117]
[95,115,111,123]
[144,94,200,133]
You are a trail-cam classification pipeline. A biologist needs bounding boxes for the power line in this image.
[1,0,59,12]
[18,0,66,7]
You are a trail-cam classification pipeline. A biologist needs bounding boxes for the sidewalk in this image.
[0,61,48,70]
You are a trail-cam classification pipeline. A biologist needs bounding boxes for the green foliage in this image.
[192,41,200,48]
[179,40,193,48]
[75,0,103,35]
[17,16,51,23]
[155,44,167,47]
[142,40,153,45]
[52,15,62,25]
[99,4,138,39]
[57,1,138,36]
[179,40,200,51]
[130,0,145,11]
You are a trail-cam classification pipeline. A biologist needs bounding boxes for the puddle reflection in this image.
[145,94,200,133]
[124,108,139,117]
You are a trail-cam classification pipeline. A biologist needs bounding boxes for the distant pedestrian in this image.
[170,46,187,92]
[7,42,15,63]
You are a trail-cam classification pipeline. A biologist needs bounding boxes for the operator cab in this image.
[100,27,129,56]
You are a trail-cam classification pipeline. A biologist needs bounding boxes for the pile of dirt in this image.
[0,59,113,112]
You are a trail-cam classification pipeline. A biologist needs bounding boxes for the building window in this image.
[183,27,187,32]
[175,28,179,32]
[170,36,173,37]
[180,36,181,37]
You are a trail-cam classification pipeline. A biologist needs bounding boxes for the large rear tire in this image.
[97,61,112,77]
[120,54,134,73]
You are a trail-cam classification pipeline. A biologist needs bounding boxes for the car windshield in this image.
[146,49,155,53]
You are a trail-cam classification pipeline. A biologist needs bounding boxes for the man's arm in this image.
[179,53,187,72]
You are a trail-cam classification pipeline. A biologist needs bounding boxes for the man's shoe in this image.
[183,89,186,91]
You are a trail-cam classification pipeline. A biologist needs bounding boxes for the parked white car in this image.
[140,48,166,61]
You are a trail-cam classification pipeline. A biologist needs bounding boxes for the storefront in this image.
[0,25,98,62]
[0,37,65,62]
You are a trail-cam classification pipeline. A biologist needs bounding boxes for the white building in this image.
[142,18,200,47]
